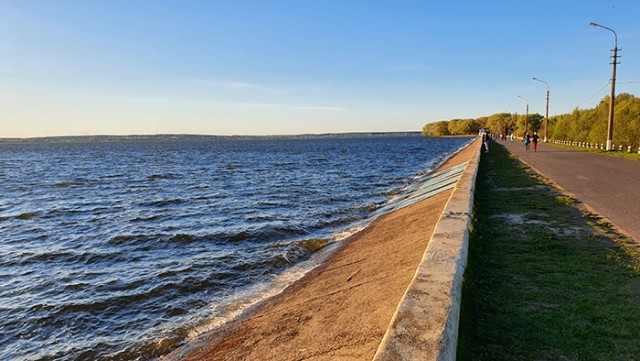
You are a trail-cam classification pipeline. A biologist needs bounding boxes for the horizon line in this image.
[0,130,430,142]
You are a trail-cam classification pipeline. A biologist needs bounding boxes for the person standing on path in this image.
[532,132,539,152]
[524,132,531,152]
[482,131,489,153]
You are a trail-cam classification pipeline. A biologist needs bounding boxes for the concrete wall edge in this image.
[372,138,482,361]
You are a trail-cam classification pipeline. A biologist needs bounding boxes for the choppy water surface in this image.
[0,134,472,360]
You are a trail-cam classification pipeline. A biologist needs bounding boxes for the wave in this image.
[138,198,187,207]
[230,237,331,274]
[175,223,365,342]
[129,214,163,222]
[106,224,315,249]
[69,233,339,360]
[15,249,128,267]
[99,173,126,179]
[218,226,312,245]
[147,173,181,180]
[43,206,111,218]
[179,239,339,348]
[52,181,83,188]
[282,237,330,263]
[15,211,38,220]
[108,233,168,246]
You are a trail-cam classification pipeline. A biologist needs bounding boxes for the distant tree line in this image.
[422,93,640,148]
[422,112,543,138]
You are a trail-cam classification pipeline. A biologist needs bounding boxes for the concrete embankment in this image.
[167,138,481,361]
[373,138,480,361]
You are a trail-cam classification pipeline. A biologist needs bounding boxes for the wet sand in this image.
[168,139,479,361]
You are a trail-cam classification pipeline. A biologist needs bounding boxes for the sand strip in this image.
[167,139,479,361]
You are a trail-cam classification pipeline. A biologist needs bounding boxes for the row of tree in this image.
[422,93,640,148]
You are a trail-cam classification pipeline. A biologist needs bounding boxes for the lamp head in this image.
[589,22,598,27]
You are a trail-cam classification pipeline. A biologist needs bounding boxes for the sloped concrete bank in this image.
[373,138,481,361]
[166,139,480,361]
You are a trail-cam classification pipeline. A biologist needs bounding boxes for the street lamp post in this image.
[589,22,619,151]
[532,77,550,142]
[518,96,529,135]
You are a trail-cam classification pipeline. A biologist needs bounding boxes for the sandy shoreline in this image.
[166,139,479,361]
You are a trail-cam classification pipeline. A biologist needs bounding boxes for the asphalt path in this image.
[495,138,640,242]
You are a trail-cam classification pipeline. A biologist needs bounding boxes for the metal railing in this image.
[553,139,640,154]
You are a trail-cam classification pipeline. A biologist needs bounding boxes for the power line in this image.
[577,82,611,107]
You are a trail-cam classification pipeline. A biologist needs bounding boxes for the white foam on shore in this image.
[181,223,366,343]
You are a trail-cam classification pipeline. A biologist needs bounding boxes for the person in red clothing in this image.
[532,132,539,152]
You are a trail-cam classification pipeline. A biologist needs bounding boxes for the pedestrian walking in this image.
[524,132,531,152]
[532,132,539,152]
[482,131,489,153]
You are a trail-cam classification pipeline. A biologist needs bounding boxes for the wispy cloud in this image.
[223,103,346,111]
[235,102,287,108]
[295,106,346,111]
[386,64,432,72]
[189,79,258,89]
[221,82,258,89]
[222,81,290,95]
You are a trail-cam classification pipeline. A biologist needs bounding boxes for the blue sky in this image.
[1,0,640,137]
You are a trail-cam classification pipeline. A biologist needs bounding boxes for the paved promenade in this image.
[498,139,640,242]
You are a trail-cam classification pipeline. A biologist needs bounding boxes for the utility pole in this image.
[532,77,550,142]
[590,22,620,151]
[544,89,549,141]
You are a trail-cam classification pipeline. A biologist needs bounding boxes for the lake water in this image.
[0,134,473,360]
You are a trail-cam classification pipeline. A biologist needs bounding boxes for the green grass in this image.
[458,142,640,361]
[548,142,640,161]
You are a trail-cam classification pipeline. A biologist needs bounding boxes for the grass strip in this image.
[457,141,640,361]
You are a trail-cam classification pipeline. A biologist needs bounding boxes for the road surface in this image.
[496,138,640,242]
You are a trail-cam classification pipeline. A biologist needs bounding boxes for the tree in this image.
[526,114,544,134]
[448,119,479,135]
[422,120,450,137]
[423,93,640,147]
[614,93,640,148]
[485,113,518,135]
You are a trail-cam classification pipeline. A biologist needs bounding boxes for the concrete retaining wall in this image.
[372,139,482,361]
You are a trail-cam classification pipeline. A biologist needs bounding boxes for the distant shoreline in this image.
[0,132,433,143]
[436,134,479,138]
